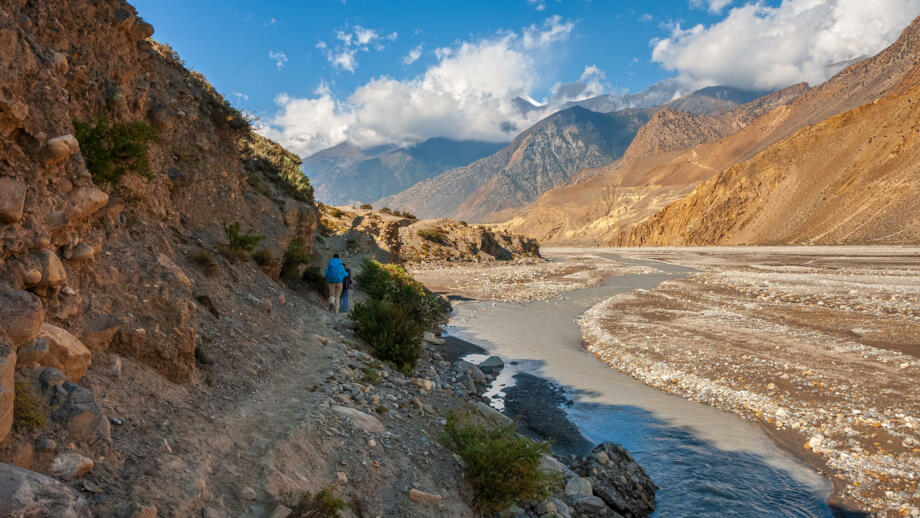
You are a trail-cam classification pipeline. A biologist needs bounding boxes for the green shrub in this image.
[73,116,157,184]
[223,222,265,252]
[442,411,557,514]
[13,380,46,432]
[291,487,348,518]
[252,248,275,267]
[302,266,330,299]
[355,259,449,331]
[417,227,448,245]
[359,203,373,210]
[351,298,424,373]
[379,207,392,215]
[281,238,309,278]
[240,134,313,203]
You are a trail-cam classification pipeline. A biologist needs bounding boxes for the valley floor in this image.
[419,246,920,517]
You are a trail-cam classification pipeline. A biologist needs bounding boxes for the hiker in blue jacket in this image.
[324,254,347,313]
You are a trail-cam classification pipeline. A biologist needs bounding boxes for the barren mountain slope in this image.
[615,83,920,246]
[304,138,505,205]
[377,106,653,222]
[501,16,920,245]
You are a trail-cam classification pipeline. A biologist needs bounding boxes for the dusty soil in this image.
[580,247,920,517]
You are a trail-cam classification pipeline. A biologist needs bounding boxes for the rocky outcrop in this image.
[564,443,657,518]
[0,463,91,518]
[36,324,92,382]
[0,288,44,346]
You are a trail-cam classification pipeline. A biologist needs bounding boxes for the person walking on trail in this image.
[324,254,347,313]
[340,265,352,313]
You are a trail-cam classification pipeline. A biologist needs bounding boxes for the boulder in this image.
[408,488,442,506]
[0,176,27,223]
[0,463,91,517]
[411,377,433,391]
[43,134,80,164]
[37,324,91,382]
[65,186,108,221]
[35,250,67,288]
[473,401,513,426]
[565,476,593,498]
[0,342,15,444]
[70,243,95,262]
[565,442,656,518]
[16,337,48,365]
[332,405,385,433]
[50,451,94,479]
[81,315,121,351]
[52,52,69,74]
[573,496,609,515]
[46,376,110,443]
[478,355,504,372]
[0,288,44,346]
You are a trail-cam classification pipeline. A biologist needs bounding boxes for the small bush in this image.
[252,248,275,267]
[351,298,424,373]
[442,411,557,514]
[281,238,309,278]
[291,487,348,518]
[361,367,381,384]
[326,206,345,218]
[224,222,265,252]
[359,203,373,210]
[379,207,392,215]
[73,116,157,184]
[459,220,469,227]
[13,380,46,432]
[417,227,448,245]
[396,211,417,219]
[302,266,330,299]
[192,249,218,276]
[355,259,449,331]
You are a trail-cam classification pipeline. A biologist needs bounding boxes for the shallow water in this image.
[448,250,840,517]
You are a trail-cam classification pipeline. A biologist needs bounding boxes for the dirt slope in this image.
[501,16,920,245]
[615,83,920,246]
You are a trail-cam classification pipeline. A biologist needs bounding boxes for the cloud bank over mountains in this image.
[261,16,574,156]
[261,0,920,157]
[655,0,920,90]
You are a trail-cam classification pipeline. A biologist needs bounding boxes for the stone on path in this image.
[408,488,442,506]
[0,462,91,517]
[50,451,94,479]
[332,405,385,433]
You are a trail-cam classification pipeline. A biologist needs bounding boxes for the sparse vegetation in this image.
[247,173,273,197]
[73,116,157,184]
[459,220,469,227]
[351,259,449,372]
[281,238,309,278]
[326,206,346,218]
[359,203,373,210]
[417,227,448,245]
[291,487,348,518]
[240,134,313,203]
[13,380,47,432]
[223,222,265,252]
[379,207,392,215]
[361,366,381,384]
[301,265,330,299]
[252,248,275,267]
[192,249,219,276]
[395,210,417,219]
[442,411,557,514]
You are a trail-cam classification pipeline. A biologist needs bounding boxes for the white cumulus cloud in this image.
[403,44,423,65]
[268,50,287,70]
[262,17,577,156]
[654,0,920,90]
[320,25,398,72]
[689,0,734,13]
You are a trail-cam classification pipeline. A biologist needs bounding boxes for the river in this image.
[446,250,842,517]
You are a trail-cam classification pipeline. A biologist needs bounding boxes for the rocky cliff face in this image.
[304,138,505,205]
[377,106,654,223]
[614,82,920,246]
[501,16,920,246]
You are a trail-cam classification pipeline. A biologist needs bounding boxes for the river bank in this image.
[413,247,918,517]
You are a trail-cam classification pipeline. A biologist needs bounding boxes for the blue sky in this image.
[132,0,920,155]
